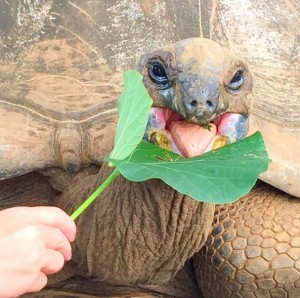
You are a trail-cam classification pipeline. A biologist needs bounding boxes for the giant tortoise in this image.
[0,37,299,298]
[0,1,299,298]
[1,0,299,195]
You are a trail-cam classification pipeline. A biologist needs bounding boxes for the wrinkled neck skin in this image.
[54,163,214,285]
[137,38,253,125]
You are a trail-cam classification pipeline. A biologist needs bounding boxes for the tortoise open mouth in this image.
[144,108,249,157]
[138,39,254,157]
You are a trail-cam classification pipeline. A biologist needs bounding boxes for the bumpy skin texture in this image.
[194,182,300,298]
[55,163,214,285]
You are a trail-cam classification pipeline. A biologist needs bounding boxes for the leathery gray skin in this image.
[137,38,254,126]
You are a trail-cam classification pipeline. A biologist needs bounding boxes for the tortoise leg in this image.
[193,182,300,297]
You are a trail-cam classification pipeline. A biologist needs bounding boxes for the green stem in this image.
[71,168,120,220]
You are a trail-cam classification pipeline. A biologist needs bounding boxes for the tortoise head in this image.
[137,38,254,157]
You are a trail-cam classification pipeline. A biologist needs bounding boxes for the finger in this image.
[41,249,65,275]
[28,272,48,293]
[29,206,77,242]
[42,226,72,261]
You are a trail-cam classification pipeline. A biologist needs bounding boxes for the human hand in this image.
[0,206,76,297]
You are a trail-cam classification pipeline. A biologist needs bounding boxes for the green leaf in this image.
[107,132,271,204]
[109,70,153,161]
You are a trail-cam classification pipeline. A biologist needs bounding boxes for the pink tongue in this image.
[169,121,217,157]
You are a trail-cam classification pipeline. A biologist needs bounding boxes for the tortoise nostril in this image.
[190,100,197,108]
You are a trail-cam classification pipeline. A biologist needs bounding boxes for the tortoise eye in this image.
[227,70,245,92]
[148,60,170,88]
